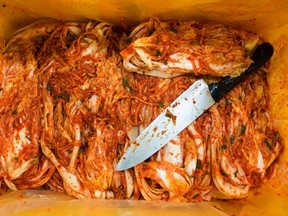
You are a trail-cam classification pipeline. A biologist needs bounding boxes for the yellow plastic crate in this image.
[0,0,288,215]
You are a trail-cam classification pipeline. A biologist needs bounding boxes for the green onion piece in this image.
[82,36,89,43]
[230,137,235,145]
[249,112,255,119]
[169,28,178,33]
[123,76,133,92]
[192,193,199,199]
[57,93,63,98]
[57,92,70,102]
[221,170,228,177]
[148,27,155,36]
[240,124,246,135]
[275,132,279,141]
[225,99,231,105]
[84,105,91,111]
[196,159,202,169]
[165,113,172,118]
[156,50,161,56]
[157,101,165,108]
[221,144,227,150]
[264,139,273,150]
[32,157,39,165]
[123,76,129,88]
[65,94,70,102]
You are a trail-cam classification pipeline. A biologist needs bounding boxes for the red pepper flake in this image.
[18,195,24,199]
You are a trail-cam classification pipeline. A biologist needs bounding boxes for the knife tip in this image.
[115,159,132,171]
[115,163,125,171]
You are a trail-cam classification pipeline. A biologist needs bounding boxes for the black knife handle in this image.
[208,42,274,102]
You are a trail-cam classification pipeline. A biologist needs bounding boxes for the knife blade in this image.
[116,42,274,171]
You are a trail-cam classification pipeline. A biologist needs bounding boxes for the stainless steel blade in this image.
[116,79,215,171]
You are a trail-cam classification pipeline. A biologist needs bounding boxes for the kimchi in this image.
[0,17,282,202]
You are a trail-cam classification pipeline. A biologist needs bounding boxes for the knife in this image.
[116,42,274,171]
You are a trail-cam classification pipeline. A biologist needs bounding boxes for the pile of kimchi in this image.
[0,17,282,202]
